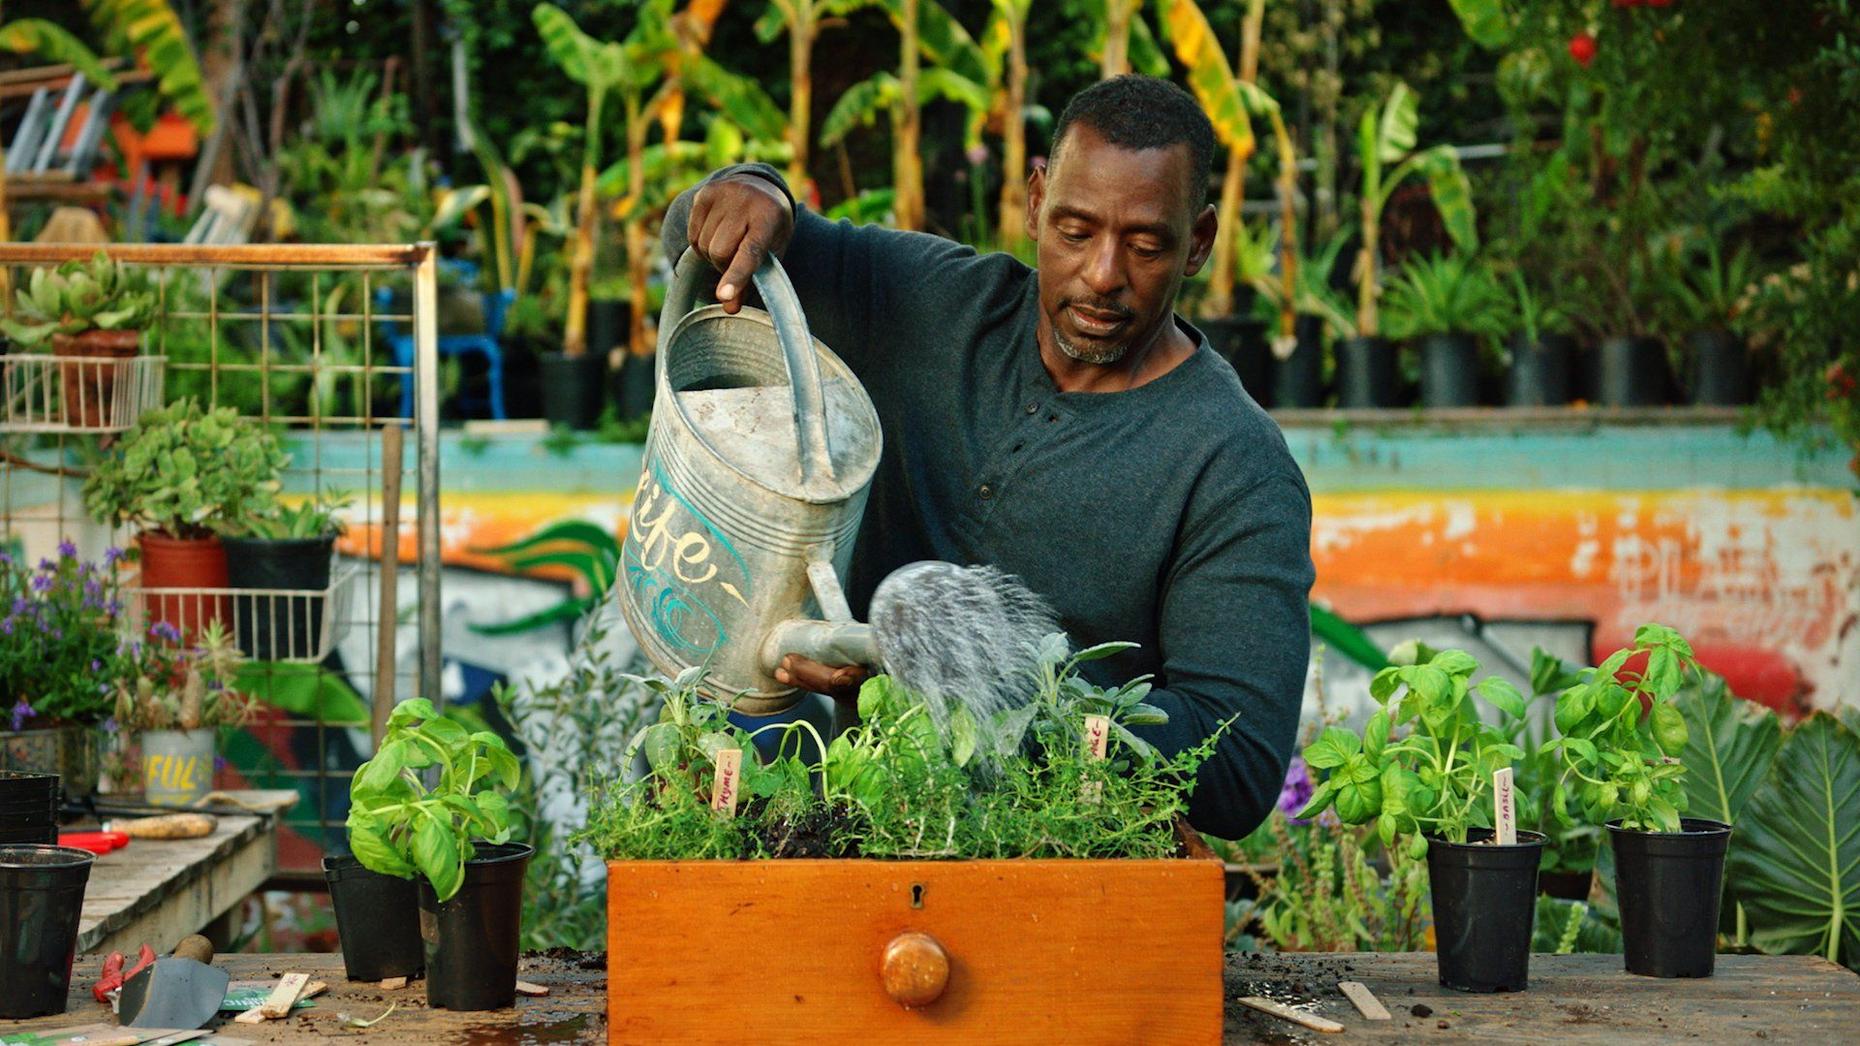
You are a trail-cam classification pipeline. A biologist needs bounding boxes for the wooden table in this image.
[3,951,1856,1043]
[77,804,284,956]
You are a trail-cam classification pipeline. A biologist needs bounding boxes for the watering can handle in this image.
[662,247,837,490]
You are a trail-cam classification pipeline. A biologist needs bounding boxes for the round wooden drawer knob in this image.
[881,931,949,1008]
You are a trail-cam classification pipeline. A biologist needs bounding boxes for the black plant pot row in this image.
[1206,313,1754,409]
[0,772,60,848]
[1426,818,1729,993]
[325,842,532,1010]
[537,350,656,431]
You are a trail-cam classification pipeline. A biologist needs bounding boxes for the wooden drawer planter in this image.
[605,856,1223,1044]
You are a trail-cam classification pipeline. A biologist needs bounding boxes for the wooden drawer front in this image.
[606,858,1223,1045]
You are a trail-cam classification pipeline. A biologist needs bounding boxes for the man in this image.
[660,75,1313,840]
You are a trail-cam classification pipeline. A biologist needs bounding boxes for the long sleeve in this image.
[1124,468,1314,840]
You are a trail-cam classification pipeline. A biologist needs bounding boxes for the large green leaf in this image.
[1676,674,1781,826]
[533,3,627,92]
[1447,0,1512,50]
[1375,83,1418,163]
[686,55,786,142]
[80,0,213,134]
[1309,603,1388,672]
[1728,713,1860,968]
[1407,146,1477,251]
[0,19,117,89]
[820,72,899,147]
[1160,0,1253,156]
[868,0,988,86]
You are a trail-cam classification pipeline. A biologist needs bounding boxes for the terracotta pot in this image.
[51,329,140,429]
[136,531,228,641]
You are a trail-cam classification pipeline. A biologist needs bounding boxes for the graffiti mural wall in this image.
[341,418,1856,720]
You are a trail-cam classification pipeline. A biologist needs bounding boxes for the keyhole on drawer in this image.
[910,883,926,909]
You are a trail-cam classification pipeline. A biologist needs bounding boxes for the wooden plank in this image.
[1224,953,1860,1042]
[77,814,277,955]
[4,951,1858,1043]
[607,859,1224,1044]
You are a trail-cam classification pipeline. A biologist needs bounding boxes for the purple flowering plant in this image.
[109,619,252,734]
[0,542,127,726]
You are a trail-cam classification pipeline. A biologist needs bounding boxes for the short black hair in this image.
[1049,75,1216,207]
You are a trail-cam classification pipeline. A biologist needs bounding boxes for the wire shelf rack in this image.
[124,561,361,665]
[0,242,442,881]
[0,352,166,432]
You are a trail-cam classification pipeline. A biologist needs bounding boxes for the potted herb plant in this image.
[1544,623,1728,978]
[346,698,528,1009]
[1382,252,1510,408]
[219,493,349,662]
[1665,237,1758,406]
[0,543,125,798]
[111,621,251,807]
[1503,272,1578,408]
[1297,642,1543,993]
[0,251,156,429]
[82,399,286,639]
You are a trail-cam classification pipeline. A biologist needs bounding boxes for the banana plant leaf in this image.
[1726,713,1860,969]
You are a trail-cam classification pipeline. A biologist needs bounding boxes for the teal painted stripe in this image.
[1283,424,1853,493]
[275,424,1852,497]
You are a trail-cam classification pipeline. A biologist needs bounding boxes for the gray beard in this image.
[1053,325,1128,366]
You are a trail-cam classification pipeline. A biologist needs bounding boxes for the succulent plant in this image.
[1,251,157,348]
[83,398,288,539]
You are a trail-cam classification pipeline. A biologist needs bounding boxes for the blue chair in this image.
[376,262,512,421]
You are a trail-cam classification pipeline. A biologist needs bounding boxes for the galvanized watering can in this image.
[619,248,884,714]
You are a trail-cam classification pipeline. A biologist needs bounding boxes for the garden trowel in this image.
[117,935,228,1030]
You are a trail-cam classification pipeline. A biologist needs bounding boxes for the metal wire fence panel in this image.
[0,243,441,878]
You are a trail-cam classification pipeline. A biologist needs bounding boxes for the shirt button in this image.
[978,484,994,499]
[1024,402,1038,414]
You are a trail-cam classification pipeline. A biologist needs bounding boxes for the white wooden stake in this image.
[1494,767,1517,845]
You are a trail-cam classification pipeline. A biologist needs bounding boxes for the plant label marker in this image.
[1494,767,1516,845]
[233,971,309,1023]
[1236,996,1344,1033]
[1338,980,1391,1020]
[711,748,743,817]
[1084,715,1110,760]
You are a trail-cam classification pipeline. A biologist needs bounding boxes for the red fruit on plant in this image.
[1569,33,1598,67]
[1826,362,1856,400]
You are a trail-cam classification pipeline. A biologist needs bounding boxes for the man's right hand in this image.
[686,174,795,315]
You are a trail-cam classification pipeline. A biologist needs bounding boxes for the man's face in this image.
[1025,124,1216,367]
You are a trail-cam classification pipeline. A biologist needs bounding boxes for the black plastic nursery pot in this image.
[1685,328,1750,406]
[1418,333,1482,408]
[418,841,533,1010]
[1272,314,1327,408]
[1336,335,1400,408]
[0,844,96,1018]
[1609,818,1731,978]
[1427,829,1545,993]
[541,352,609,430]
[222,533,336,661]
[324,854,425,981]
[1595,336,1670,407]
[1201,316,1273,403]
[614,351,658,423]
[1506,333,1575,407]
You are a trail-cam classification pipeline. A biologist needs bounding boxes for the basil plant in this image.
[1543,624,1696,833]
[1298,644,1527,858]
